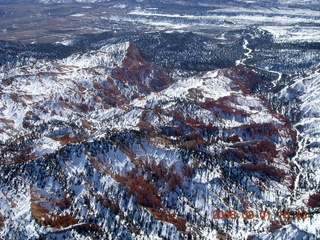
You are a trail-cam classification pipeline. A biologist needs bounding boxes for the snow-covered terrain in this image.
[271,70,320,238]
[0,0,320,239]
[0,35,319,239]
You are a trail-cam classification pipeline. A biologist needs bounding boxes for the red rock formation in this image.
[307,193,320,207]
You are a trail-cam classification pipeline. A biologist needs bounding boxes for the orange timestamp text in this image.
[213,209,308,220]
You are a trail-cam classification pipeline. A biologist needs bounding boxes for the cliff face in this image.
[0,39,318,240]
